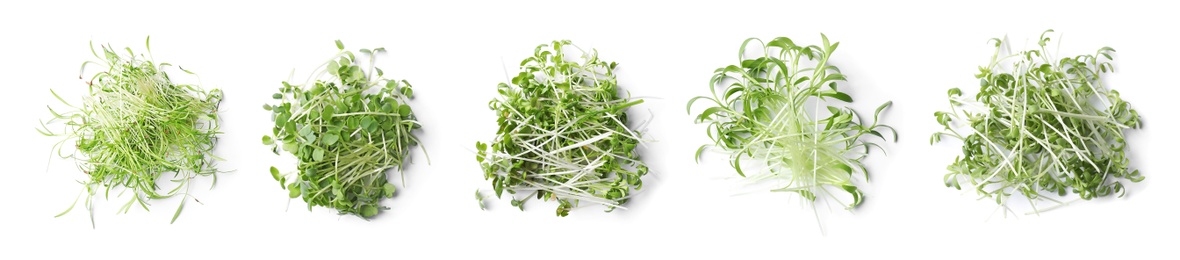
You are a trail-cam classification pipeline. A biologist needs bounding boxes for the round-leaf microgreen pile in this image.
[263,40,424,218]
[475,40,649,217]
[40,37,224,225]
[688,35,894,211]
[932,30,1142,213]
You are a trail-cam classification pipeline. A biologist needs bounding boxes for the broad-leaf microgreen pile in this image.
[475,40,649,216]
[689,35,894,211]
[40,37,224,225]
[264,40,423,218]
[933,30,1142,213]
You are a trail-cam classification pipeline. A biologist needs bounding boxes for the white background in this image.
[1,0,1176,258]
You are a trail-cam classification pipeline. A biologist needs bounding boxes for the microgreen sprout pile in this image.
[689,35,894,212]
[933,30,1142,214]
[476,40,649,216]
[41,37,224,225]
[264,41,424,218]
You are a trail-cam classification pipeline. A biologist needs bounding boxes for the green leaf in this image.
[322,105,335,121]
[835,163,852,174]
[766,37,794,49]
[303,132,317,144]
[383,183,396,197]
[694,145,708,164]
[798,190,816,201]
[270,166,281,181]
[947,88,962,97]
[476,190,486,210]
[327,61,339,75]
[275,113,290,128]
[398,104,412,116]
[493,178,504,198]
[360,205,378,218]
[841,185,863,209]
[360,117,374,130]
[873,101,892,121]
[935,111,951,125]
[696,107,726,122]
[351,66,364,80]
[298,124,312,137]
[822,92,853,102]
[312,148,325,162]
[282,142,298,153]
[385,80,399,90]
[823,73,846,83]
[732,155,746,177]
[400,86,414,98]
[686,96,712,114]
[335,40,344,50]
[288,183,301,198]
[170,200,185,224]
[724,86,745,101]
[321,134,340,146]
[54,190,84,218]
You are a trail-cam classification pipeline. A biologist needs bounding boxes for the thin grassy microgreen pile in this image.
[263,40,425,219]
[475,40,649,217]
[932,30,1142,214]
[688,35,894,212]
[39,37,224,226]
